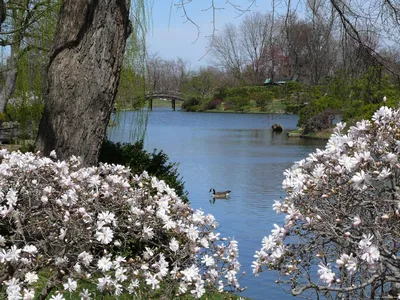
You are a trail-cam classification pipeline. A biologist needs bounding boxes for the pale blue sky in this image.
[147,0,277,69]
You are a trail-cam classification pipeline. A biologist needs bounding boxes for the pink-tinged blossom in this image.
[358,234,373,250]
[386,153,398,164]
[378,167,391,180]
[353,216,361,226]
[335,122,347,133]
[312,164,326,180]
[271,245,285,260]
[355,119,370,131]
[361,245,380,265]
[354,151,371,163]
[271,223,286,239]
[317,263,335,286]
[338,155,358,172]
[382,214,389,220]
[372,106,393,123]
[336,253,357,274]
[98,211,116,226]
[351,170,371,190]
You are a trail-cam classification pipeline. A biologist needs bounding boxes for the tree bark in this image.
[35,0,132,165]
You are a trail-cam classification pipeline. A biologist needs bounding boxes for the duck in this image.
[209,188,231,199]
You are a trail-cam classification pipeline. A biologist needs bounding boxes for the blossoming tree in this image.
[253,106,400,298]
[0,151,242,299]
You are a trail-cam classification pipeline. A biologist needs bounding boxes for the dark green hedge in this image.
[99,140,188,203]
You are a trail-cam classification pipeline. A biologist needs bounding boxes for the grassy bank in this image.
[287,128,333,140]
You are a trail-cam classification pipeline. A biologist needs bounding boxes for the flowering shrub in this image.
[253,106,400,298]
[0,150,242,299]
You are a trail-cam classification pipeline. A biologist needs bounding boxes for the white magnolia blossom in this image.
[318,263,335,285]
[253,106,400,298]
[0,150,242,299]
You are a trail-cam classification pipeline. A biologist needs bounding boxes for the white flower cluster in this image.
[253,106,400,297]
[0,150,241,299]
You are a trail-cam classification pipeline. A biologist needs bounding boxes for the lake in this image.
[109,108,327,300]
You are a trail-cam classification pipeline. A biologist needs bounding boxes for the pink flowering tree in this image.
[0,151,242,299]
[253,106,400,298]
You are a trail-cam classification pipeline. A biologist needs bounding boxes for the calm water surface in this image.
[109,108,327,300]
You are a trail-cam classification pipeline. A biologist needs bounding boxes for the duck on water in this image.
[209,188,231,199]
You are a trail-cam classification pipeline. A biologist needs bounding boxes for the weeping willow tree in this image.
[111,0,151,144]
[0,0,60,118]
[5,0,60,141]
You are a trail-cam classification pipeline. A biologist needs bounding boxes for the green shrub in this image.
[181,97,201,112]
[224,96,250,112]
[99,140,188,203]
[5,99,44,138]
[226,87,250,98]
[213,86,228,100]
[0,112,5,124]
[250,91,272,110]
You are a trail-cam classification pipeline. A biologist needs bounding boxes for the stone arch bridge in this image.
[146,91,185,111]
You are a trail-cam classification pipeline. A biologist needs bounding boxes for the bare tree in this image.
[240,12,274,84]
[147,54,190,92]
[208,23,244,82]
[171,57,190,91]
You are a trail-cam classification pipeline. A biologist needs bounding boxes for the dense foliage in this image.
[181,97,201,112]
[99,140,188,202]
[0,150,241,299]
[253,106,400,298]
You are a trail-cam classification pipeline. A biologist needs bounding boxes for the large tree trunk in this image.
[36,0,131,165]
